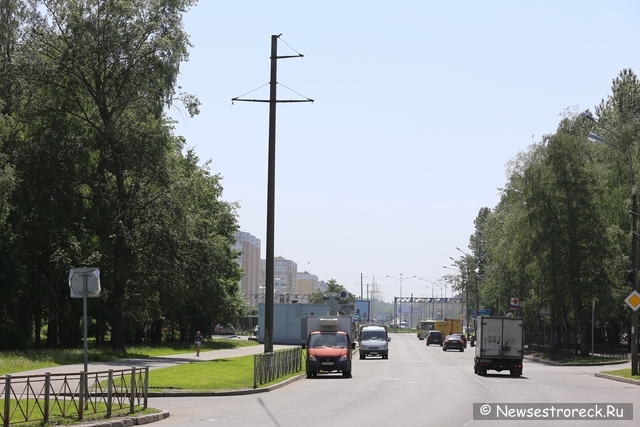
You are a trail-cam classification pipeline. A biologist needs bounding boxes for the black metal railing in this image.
[526,344,628,361]
[1,367,148,427]
[253,347,303,388]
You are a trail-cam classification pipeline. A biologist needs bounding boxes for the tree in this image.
[18,0,198,352]
[309,279,357,304]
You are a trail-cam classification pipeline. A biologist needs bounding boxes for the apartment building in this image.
[233,231,261,300]
[296,271,319,295]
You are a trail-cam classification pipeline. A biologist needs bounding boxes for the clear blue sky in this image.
[169,1,640,302]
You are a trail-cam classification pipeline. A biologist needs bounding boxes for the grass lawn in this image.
[601,368,640,380]
[0,338,259,375]
[148,353,304,391]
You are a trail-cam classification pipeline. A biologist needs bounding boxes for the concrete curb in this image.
[523,355,628,366]
[594,373,640,386]
[69,374,306,426]
[74,410,170,426]
[146,372,306,397]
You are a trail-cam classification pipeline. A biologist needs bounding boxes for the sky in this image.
[168,1,640,303]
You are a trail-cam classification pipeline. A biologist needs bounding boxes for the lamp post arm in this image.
[582,111,634,192]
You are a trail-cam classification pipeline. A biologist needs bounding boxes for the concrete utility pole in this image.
[233,35,313,353]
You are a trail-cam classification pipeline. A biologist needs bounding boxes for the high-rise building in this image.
[296,271,319,295]
[233,231,261,304]
[260,256,298,300]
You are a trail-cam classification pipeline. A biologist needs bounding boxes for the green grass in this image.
[601,368,640,380]
[0,398,156,427]
[0,339,259,375]
[387,328,416,334]
[148,353,304,391]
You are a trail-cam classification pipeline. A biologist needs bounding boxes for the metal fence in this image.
[253,347,303,388]
[526,344,628,361]
[1,367,148,427]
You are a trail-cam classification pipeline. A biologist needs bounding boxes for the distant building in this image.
[261,256,298,301]
[233,231,261,305]
[318,280,328,292]
[296,271,319,295]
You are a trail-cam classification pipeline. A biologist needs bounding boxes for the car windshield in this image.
[309,333,347,348]
[361,330,386,340]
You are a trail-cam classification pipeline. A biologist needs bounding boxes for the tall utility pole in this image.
[581,112,638,375]
[233,35,313,353]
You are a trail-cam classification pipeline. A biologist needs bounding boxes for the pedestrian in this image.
[194,331,203,357]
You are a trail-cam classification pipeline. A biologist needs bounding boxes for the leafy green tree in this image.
[309,279,356,304]
[17,0,199,352]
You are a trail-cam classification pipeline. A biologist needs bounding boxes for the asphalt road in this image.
[148,333,638,427]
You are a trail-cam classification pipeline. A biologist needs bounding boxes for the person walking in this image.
[194,331,203,357]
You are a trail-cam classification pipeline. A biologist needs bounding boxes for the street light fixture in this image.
[457,247,481,324]
[582,110,638,375]
[386,274,416,325]
[418,278,438,319]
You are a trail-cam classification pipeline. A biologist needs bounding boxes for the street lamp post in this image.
[582,111,638,375]
[444,264,467,333]
[386,274,416,325]
[418,278,437,319]
[457,247,480,331]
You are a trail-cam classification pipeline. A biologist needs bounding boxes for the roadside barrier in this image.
[253,347,303,388]
[0,367,148,426]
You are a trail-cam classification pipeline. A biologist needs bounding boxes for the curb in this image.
[74,410,170,426]
[69,374,306,427]
[523,355,628,366]
[146,372,306,397]
[595,373,640,386]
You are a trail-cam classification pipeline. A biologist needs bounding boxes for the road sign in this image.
[69,267,101,298]
[472,309,490,318]
[510,297,519,310]
[625,291,640,311]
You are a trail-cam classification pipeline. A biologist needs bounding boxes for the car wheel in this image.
[460,348,464,352]
[359,352,365,360]
[442,346,446,351]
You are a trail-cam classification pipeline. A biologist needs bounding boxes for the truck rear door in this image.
[479,318,503,357]
[502,318,524,358]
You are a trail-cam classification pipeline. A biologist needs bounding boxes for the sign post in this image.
[69,268,101,374]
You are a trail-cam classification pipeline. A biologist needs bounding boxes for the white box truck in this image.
[474,316,524,377]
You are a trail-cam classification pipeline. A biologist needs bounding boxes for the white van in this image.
[359,325,390,359]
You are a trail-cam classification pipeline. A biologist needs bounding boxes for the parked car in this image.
[426,330,443,346]
[443,334,465,352]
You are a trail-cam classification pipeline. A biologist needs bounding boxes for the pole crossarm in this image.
[231,98,314,103]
